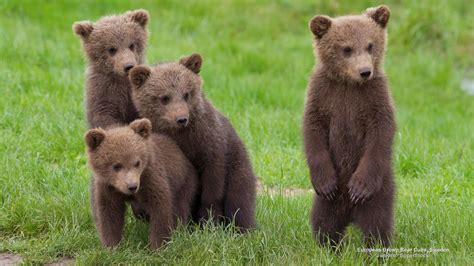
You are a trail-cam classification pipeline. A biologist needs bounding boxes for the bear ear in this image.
[73,21,94,40]
[179,53,203,74]
[129,66,151,88]
[130,118,152,139]
[84,128,106,151]
[309,15,332,39]
[129,9,149,27]
[366,5,390,28]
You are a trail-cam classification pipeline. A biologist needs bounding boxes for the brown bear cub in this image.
[128,54,257,232]
[304,6,396,247]
[73,9,149,129]
[85,118,197,249]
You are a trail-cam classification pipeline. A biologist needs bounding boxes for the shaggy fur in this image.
[85,119,197,249]
[73,9,149,129]
[129,54,257,232]
[304,6,396,247]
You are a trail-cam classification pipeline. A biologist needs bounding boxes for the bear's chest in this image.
[325,91,371,175]
[172,130,208,171]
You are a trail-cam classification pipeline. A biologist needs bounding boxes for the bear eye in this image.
[161,95,171,105]
[134,160,140,168]
[183,92,189,101]
[129,43,135,51]
[367,43,373,53]
[343,46,352,57]
[112,163,122,172]
[108,47,117,56]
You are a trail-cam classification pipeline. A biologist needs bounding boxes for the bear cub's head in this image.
[85,118,152,195]
[73,10,149,76]
[129,53,204,131]
[309,5,390,83]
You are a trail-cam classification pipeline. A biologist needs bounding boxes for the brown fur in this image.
[129,54,257,231]
[85,118,197,249]
[304,6,396,247]
[73,9,149,129]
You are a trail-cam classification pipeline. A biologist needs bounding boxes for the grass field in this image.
[0,0,473,264]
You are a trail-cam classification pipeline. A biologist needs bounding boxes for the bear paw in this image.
[314,175,338,200]
[348,174,377,204]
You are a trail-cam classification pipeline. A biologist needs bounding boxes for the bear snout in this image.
[124,63,135,74]
[127,182,139,193]
[176,116,189,127]
[359,67,372,79]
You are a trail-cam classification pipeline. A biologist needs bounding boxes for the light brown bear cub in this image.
[304,6,396,247]
[73,10,149,129]
[85,118,197,249]
[129,54,257,232]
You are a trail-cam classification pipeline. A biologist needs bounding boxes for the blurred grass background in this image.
[0,0,472,264]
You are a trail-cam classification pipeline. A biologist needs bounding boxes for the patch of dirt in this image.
[0,253,22,265]
[256,179,313,197]
[0,253,75,266]
[45,257,75,266]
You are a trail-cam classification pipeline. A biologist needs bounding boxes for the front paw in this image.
[314,175,338,200]
[348,173,376,204]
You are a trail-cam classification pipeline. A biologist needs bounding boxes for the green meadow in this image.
[0,0,472,264]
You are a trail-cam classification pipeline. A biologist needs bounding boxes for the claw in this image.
[354,197,359,204]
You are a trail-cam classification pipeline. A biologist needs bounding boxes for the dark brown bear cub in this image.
[73,9,149,129]
[304,6,396,247]
[85,118,197,249]
[128,54,257,232]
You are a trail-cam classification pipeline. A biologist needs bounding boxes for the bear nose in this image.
[176,117,188,126]
[128,184,138,193]
[124,64,135,73]
[359,68,372,79]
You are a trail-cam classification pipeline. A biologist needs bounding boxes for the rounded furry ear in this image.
[73,21,94,39]
[129,9,149,27]
[129,66,151,88]
[366,5,390,28]
[84,128,106,151]
[130,118,152,139]
[179,53,203,74]
[309,15,332,38]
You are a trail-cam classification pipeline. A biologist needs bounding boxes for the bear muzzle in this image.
[176,116,189,127]
[359,67,372,80]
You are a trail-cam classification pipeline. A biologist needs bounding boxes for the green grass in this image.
[0,0,473,264]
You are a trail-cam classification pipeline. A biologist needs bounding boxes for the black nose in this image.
[360,70,372,79]
[124,64,134,73]
[128,184,138,193]
[176,117,188,126]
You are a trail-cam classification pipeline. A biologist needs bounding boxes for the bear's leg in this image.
[311,196,349,247]
[144,196,173,249]
[131,201,150,222]
[175,174,198,225]
[223,140,256,232]
[352,188,394,247]
[95,187,126,247]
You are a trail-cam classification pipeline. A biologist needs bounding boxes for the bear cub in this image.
[303,6,396,247]
[129,54,257,231]
[73,9,149,129]
[85,118,197,249]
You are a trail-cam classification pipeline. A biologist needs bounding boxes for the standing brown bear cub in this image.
[85,118,197,249]
[73,9,149,129]
[304,6,396,247]
[129,54,257,231]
